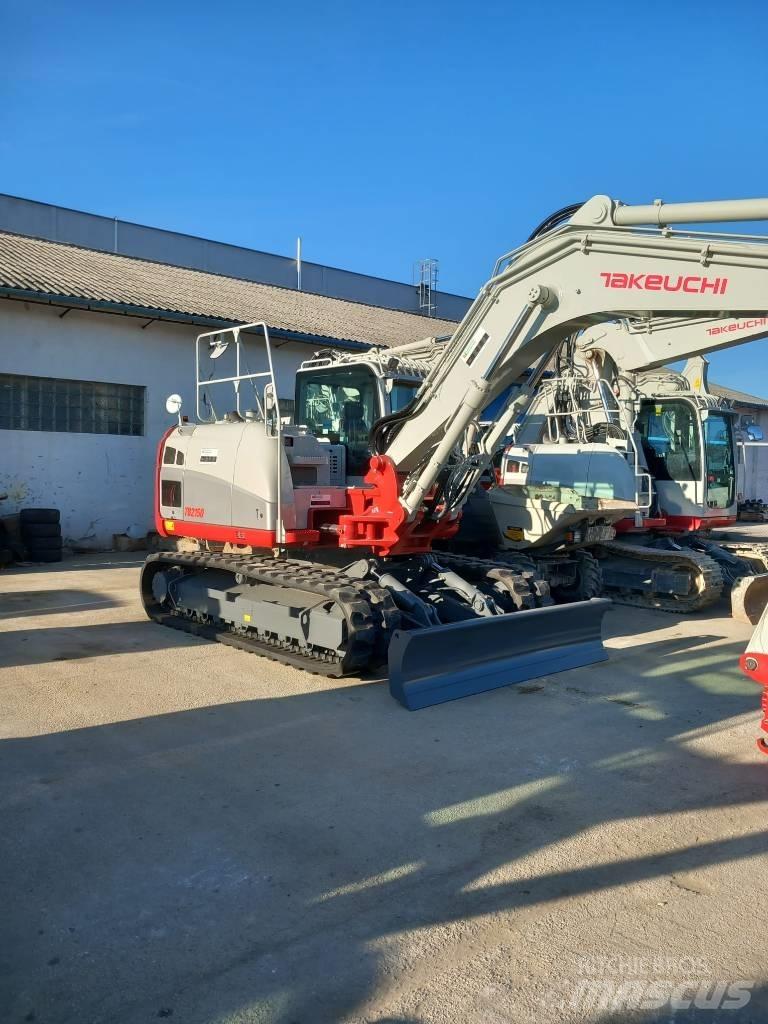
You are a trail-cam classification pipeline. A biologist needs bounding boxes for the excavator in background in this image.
[486,313,768,619]
[142,194,768,708]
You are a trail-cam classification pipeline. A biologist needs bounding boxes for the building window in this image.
[0,374,145,436]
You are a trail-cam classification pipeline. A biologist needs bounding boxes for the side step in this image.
[388,598,612,710]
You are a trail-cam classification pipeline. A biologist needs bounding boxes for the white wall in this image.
[0,300,311,547]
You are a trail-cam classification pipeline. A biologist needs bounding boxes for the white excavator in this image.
[487,312,768,619]
[143,194,768,708]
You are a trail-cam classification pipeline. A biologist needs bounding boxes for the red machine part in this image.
[739,651,768,756]
[614,514,737,535]
[335,455,459,556]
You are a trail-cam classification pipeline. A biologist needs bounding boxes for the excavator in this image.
[489,313,768,619]
[142,194,768,709]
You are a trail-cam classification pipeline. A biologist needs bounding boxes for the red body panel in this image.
[614,514,737,536]
[661,514,737,532]
[154,425,177,538]
[614,517,668,534]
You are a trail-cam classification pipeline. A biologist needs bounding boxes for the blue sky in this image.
[3,0,768,392]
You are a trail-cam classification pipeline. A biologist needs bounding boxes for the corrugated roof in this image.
[0,231,460,348]
[710,381,768,408]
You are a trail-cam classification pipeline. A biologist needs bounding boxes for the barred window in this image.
[0,374,145,436]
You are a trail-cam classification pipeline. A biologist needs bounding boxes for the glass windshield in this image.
[636,399,701,482]
[389,381,419,413]
[703,411,735,506]
[295,366,380,475]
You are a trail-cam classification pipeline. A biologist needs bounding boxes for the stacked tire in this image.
[20,508,63,563]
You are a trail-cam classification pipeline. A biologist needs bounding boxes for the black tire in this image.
[26,548,63,563]
[26,539,63,555]
[21,523,62,540]
[20,508,60,526]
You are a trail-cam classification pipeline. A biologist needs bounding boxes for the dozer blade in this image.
[732,574,768,626]
[388,598,611,710]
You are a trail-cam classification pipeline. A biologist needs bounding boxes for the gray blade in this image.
[388,598,611,710]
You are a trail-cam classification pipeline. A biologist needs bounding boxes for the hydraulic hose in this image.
[526,202,585,241]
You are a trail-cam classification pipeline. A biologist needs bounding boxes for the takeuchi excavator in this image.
[142,194,768,708]
[490,312,768,619]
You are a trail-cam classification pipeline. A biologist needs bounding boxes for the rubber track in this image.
[715,541,768,573]
[600,540,724,613]
[141,551,400,677]
[430,550,553,608]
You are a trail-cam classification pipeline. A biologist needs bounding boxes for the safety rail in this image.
[194,322,284,543]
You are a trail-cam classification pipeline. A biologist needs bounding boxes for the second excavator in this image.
[489,310,768,619]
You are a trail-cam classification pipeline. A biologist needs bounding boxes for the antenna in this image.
[297,236,302,291]
[413,258,439,317]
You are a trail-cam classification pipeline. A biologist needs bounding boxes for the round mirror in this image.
[166,394,183,415]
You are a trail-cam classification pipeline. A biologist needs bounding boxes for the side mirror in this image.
[165,394,183,425]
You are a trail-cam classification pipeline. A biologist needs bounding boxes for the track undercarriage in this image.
[141,549,610,709]
[595,534,768,620]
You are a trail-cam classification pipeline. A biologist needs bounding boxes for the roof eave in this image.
[0,285,370,352]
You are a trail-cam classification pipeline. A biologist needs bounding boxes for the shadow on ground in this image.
[0,589,121,620]
[0,624,764,1023]
[0,619,209,667]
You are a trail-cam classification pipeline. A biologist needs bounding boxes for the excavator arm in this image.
[578,314,768,373]
[378,196,768,538]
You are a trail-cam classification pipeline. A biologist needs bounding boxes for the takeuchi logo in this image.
[600,272,728,294]
[707,317,768,336]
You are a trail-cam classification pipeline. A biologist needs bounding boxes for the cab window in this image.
[295,366,380,475]
[389,381,419,413]
[636,400,701,482]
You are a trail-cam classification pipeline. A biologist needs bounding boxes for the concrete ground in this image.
[1,548,767,1024]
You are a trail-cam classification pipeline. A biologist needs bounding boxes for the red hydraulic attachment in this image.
[335,455,459,556]
[739,651,768,756]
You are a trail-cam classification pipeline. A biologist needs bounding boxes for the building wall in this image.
[0,194,473,322]
[0,299,311,547]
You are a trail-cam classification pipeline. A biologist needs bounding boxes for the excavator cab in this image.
[635,398,737,529]
[294,359,420,478]
[295,364,379,476]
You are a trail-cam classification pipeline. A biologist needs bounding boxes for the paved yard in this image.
[1,551,767,1023]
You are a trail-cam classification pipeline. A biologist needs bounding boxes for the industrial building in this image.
[1,194,766,550]
[0,196,465,547]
